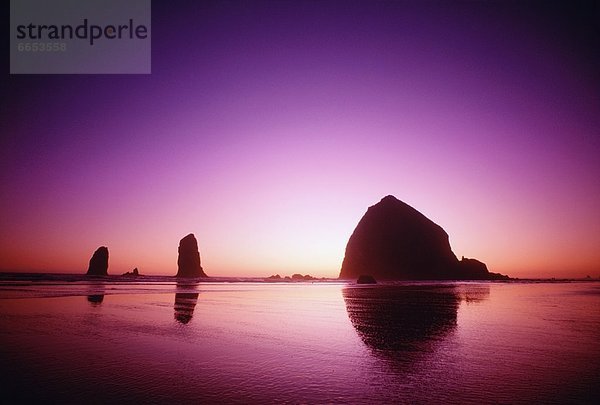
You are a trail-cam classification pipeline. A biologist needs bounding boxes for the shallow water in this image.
[0,281,598,403]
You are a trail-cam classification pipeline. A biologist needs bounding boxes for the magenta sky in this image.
[1,1,599,278]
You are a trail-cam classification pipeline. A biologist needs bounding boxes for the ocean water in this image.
[0,280,598,404]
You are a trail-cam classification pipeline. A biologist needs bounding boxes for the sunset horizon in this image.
[2,1,599,279]
[1,192,598,280]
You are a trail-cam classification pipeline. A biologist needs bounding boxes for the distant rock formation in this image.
[122,268,139,277]
[339,196,509,280]
[357,275,377,284]
[176,234,207,278]
[86,246,108,276]
[291,274,317,281]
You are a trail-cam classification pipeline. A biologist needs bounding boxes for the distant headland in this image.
[339,195,509,281]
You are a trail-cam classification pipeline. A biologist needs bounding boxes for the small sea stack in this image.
[122,268,139,277]
[176,233,208,278]
[86,246,109,276]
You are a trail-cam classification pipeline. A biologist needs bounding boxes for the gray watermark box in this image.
[10,0,151,74]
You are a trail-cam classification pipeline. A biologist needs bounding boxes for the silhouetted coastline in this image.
[1,272,596,284]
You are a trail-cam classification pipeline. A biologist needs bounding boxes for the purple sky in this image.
[1,1,599,278]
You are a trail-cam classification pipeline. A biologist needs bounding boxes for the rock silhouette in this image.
[176,233,207,277]
[357,275,377,284]
[122,268,139,277]
[86,246,109,276]
[340,196,508,280]
[458,257,489,278]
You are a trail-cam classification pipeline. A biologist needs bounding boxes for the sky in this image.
[1,0,599,278]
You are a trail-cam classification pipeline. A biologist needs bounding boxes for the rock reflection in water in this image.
[174,283,199,324]
[86,283,106,306]
[86,294,104,305]
[343,284,489,356]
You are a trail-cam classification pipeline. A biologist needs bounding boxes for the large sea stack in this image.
[86,246,109,276]
[176,233,207,278]
[339,196,508,280]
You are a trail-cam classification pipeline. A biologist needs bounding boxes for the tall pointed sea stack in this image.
[177,233,207,277]
[86,246,109,276]
[340,196,508,280]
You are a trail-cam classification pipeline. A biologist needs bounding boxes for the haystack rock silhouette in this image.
[176,233,207,277]
[340,196,508,280]
[86,246,109,276]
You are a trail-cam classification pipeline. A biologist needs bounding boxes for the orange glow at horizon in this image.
[1,192,598,279]
[2,2,599,280]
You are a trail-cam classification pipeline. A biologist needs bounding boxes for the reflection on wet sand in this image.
[87,294,104,305]
[458,284,491,303]
[174,283,199,324]
[86,283,106,306]
[343,284,490,356]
